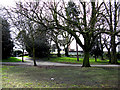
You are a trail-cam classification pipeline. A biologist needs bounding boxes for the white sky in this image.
[0,0,115,7]
[0,0,16,7]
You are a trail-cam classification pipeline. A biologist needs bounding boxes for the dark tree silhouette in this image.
[90,36,103,62]
[2,18,14,59]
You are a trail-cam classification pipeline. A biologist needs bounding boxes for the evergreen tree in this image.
[2,18,14,59]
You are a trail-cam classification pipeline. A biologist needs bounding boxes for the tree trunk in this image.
[22,49,24,62]
[56,44,61,57]
[110,2,118,64]
[100,34,104,60]
[95,55,97,62]
[65,46,69,57]
[101,55,104,60]
[76,42,79,61]
[82,51,91,67]
[111,36,117,64]
[108,49,111,63]
[33,47,37,66]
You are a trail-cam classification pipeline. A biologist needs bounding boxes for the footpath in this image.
[1,57,120,67]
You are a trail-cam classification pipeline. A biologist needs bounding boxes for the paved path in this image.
[1,57,120,67]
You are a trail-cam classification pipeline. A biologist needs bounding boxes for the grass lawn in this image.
[2,57,22,62]
[2,65,120,88]
[2,56,120,65]
[44,57,120,65]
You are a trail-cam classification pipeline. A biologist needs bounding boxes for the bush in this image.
[13,50,23,57]
[117,53,120,60]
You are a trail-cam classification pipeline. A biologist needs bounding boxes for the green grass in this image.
[45,57,120,65]
[2,57,22,62]
[24,56,30,58]
[2,65,120,88]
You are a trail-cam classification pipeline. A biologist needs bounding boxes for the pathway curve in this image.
[1,57,120,67]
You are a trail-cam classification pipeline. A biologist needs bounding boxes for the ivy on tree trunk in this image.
[82,51,91,67]
[65,46,69,57]
[33,47,37,66]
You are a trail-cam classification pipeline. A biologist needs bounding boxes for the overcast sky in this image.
[1,0,116,7]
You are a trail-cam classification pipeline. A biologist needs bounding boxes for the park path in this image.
[1,57,120,67]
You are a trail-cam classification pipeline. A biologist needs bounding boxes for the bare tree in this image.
[103,1,120,64]
[16,32,26,62]
[4,7,38,66]
[50,29,62,57]
[47,1,105,67]
[102,35,111,63]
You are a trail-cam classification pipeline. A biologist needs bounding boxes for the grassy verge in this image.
[2,65,120,88]
[2,57,22,62]
[44,57,120,65]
